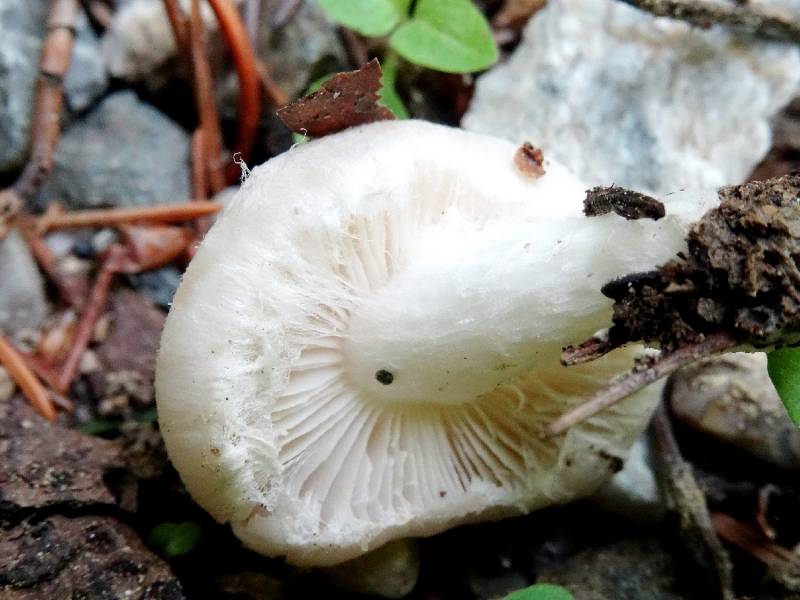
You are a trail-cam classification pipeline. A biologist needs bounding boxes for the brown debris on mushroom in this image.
[584,185,666,221]
[513,142,546,179]
[277,58,395,138]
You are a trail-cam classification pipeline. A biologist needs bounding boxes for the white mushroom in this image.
[155,120,718,566]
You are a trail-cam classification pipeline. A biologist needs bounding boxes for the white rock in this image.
[592,436,666,523]
[322,539,420,599]
[463,0,800,194]
[102,0,222,90]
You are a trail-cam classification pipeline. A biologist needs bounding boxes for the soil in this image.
[604,174,800,352]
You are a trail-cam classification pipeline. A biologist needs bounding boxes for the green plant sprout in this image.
[148,521,203,558]
[767,347,800,425]
[316,0,498,117]
[503,583,574,600]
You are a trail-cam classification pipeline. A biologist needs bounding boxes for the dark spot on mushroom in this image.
[439,491,447,498]
[375,369,394,385]
[597,449,625,473]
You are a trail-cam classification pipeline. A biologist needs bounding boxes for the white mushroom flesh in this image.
[156,120,718,566]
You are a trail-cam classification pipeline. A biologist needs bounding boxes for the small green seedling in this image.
[767,347,800,425]
[503,583,574,600]
[316,0,498,117]
[148,521,203,558]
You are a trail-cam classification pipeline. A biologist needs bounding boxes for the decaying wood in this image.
[618,0,800,44]
[651,406,735,600]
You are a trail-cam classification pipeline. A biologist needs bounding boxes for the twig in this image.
[207,0,262,170]
[617,0,800,44]
[81,0,114,30]
[651,406,735,600]
[561,334,614,366]
[55,245,126,393]
[712,512,800,571]
[256,59,290,108]
[17,215,87,308]
[756,484,780,541]
[191,129,209,201]
[271,0,303,28]
[543,332,735,437]
[162,0,190,57]
[339,27,369,68]
[0,333,56,422]
[189,0,227,194]
[36,201,221,233]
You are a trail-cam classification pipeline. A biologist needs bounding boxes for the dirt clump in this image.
[603,173,800,351]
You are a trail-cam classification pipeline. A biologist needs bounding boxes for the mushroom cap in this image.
[156,121,715,566]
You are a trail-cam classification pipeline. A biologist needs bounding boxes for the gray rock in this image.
[463,0,800,195]
[322,538,420,598]
[102,0,218,91]
[0,367,13,402]
[127,265,182,309]
[0,1,49,172]
[103,0,344,99]
[38,91,191,209]
[592,436,666,523]
[537,537,683,599]
[669,353,800,469]
[65,12,108,113]
[0,229,48,335]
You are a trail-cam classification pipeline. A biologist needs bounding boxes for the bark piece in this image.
[0,515,184,599]
[0,395,122,515]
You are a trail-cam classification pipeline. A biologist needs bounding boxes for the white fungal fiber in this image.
[156,120,718,566]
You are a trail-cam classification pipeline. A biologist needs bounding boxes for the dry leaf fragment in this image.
[277,59,395,138]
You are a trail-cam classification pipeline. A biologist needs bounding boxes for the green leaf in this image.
[389,0,498,73]
[317,0,410,36]
[148,522,203,558]
[767,347,800,425]
[503,584,574,600]
[78,418,122,437]
[379,52,409,118]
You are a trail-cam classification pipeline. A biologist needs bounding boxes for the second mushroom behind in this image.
[155,120,719,566]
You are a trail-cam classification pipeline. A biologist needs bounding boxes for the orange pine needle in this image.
[207,0,263,164]
[0,333,56,421]
[37,201,221,233]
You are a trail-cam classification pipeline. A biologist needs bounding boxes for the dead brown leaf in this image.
[277,58,395,138]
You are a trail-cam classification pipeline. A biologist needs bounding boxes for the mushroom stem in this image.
[343,190,716,407]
